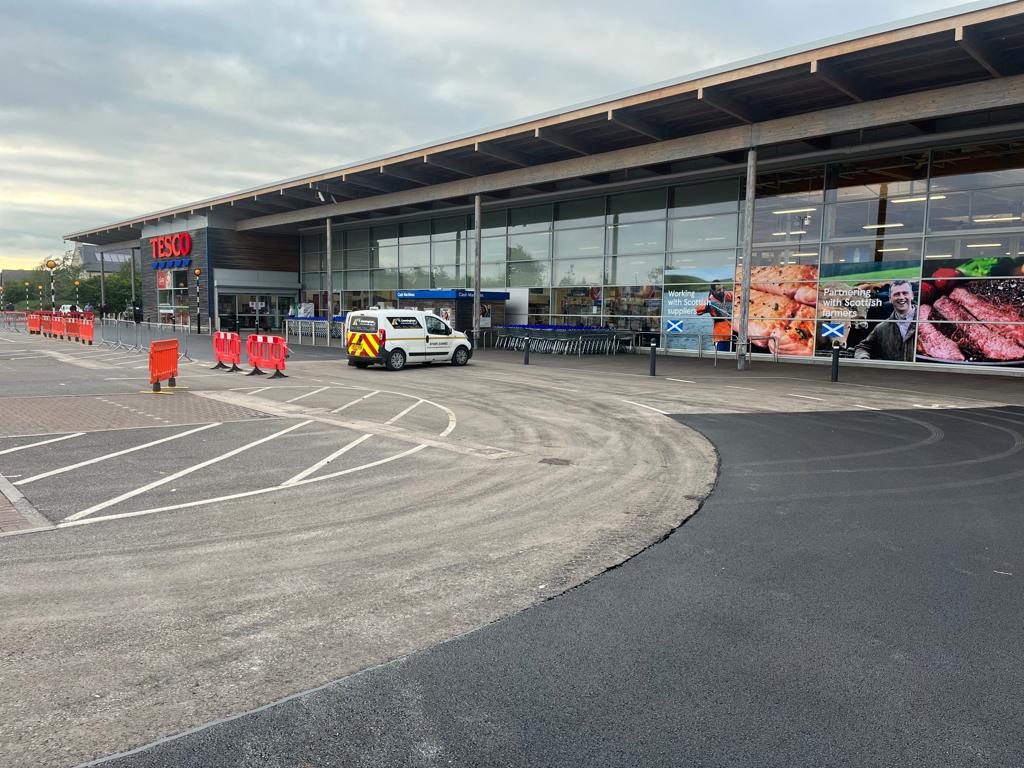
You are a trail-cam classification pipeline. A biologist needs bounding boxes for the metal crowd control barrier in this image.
[1,311,29,333]
[735,335,780,365]
[285,318,337,347]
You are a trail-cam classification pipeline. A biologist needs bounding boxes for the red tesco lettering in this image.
[152,232,192,259]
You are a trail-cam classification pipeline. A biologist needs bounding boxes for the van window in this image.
[388,316,422,329]
[425,316,450,334]
[349,316,378,332]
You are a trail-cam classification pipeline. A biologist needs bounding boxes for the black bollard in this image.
[831,341,840,382]
[649,339,657,376]
[524,335,530,365]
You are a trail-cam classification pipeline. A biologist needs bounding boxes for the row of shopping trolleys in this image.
[492,329,638,355]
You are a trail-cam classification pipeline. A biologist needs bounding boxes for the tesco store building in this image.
[67,2,1024,371]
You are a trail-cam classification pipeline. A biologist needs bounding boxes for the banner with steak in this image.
[917,277,1024,365]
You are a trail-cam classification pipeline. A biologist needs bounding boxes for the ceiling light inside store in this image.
[966,243,1002,248]
[925,254,952,259]
[863,223,904,229]
[792,252,817,257]
[772,230,806,236]
[972,215,1021,222]
[878,247,910,252]
[772,208,816,215]
[890,195,946,203]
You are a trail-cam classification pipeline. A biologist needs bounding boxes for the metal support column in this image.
[472,194,482,347]
[129,248,137,305]
[99,251,107,310]
[737,145,757,371]
[324,217,333,339]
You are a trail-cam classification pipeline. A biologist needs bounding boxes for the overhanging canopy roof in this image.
[68,0,1024,245]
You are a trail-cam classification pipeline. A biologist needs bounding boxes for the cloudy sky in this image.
[0,0,971,268]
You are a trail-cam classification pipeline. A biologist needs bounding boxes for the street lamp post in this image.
[193,268,202,334]
[45,259,57,312]
[74,280,81,309]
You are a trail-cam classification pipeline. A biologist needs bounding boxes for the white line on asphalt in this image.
[0,432,85,455]
[788,393,825,401]
[386,399,423,425]
[14,423,221,486]
[64,420,312,521]
[248,387,270,394]
[285,386,329,403]
[283,433,372,485]
[0,336,16,343]
[725,385,756,390]
[59,443,429,526]
[853,404,882,411]
[10,355,46,360]
[666,377,696,384]
[331,391,378,413]
[622,400,670,415]
[994,570,1013,576]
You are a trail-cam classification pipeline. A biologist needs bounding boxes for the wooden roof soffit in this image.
[341,173,394,193]
[809,59,871,102]
[474,141,531,167]
[955,25,1004,77]
[379,164,433,186]
[697,87,755,123]
[533,126,591,156]
[423,154,477,177]
[606,109,667,141]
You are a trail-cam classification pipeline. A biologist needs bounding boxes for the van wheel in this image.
[452,346,470,366]
[386,349,406,371]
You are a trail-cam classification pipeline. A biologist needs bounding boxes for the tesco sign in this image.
[152,232,192,259]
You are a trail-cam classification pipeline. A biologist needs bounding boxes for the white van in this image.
[345,308,472,370]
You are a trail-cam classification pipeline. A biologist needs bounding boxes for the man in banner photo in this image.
[695,282,733,351]
[853,280,917,361]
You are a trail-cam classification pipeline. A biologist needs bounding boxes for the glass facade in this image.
[300,141,1024,366]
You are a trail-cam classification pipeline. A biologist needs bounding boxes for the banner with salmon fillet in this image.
[733,265,818,356]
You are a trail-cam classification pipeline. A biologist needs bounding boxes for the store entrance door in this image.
[217,293,294,332]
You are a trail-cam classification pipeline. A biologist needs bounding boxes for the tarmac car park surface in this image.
[0,329,1021,767]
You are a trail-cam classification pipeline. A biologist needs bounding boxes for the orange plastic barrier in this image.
[41,312,53,337]
[51,315,66,339]
[149,339,179,392]
[211,331,243,372]
[65,314,80,342]
[80,315,94,345]
[246,334,288,378]
[27,312,41,334]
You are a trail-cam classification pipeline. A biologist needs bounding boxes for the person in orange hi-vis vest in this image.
[695,282,734,351]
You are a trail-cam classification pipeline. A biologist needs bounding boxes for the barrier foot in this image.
[229,364,243,372]
[246,366,266,376]
[212,362,229,370]
[152,382,161,393]
[269,368,288,379]
[168,377,176,388]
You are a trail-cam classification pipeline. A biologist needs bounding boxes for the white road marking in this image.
[0,432,85,455]
[853,404,882,411]
[788,393,825,401]
[666,377,696,384]
[15,423,221,486]
[58,443,429,527]
[283,433,372,485]
[10,355,46,360]
[725,385,756,390]
[248,387,270,395]
[285,386,329,403]
[622,400,670,416]
[994,571,1013,576]
[64,420,312,521]
[386,399,423,425]
[332,391,378,413]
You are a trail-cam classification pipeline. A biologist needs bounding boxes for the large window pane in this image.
[923,235,1024,276]
[344,229,370,250]
[346,270,369,290]
[508,231,551,261]
[508,260,549,287]
[554,226,605,258]
[927,186,1024,233]
[372,225,398,249]
[754,167,825,245]
[509,204,552,233]
[555,197,606,229]
[399,220,430,243]
[528,288,550,323]
[371,246,396,269]
[669,213,738,251]
[554,287,602,317]
[399,242,430,267]
[606,252,664,285]
[345,249,371,270]
[749,247,819,268]
[609,221,665,255]
[604,285,662,316]
[432,216,466,239]
[670,178,740,216]
[930,142,1024,192]
[665,250,737,284]
[609,188,666,224]
[825,198,926,239]
[301,272,322,291]
[301,250,322,272]
[468,235,507,260]
[431,264,467,289]
[399,267,430,289]
[431,240,464,264]
[371,268,398,289]
[820,240,922,280]
[553,257,603,286]
[479,262,506,288]
[826,154,929,203]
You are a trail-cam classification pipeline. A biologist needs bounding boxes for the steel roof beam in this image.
[253,194,303,211]
[380,164,433,185]
[534,126,591,156]
[810,59,871,102]
[423,154,478,176]
[955,25,1004,77]
[342,173,396,193]
[607,109,667,140]
[697,87,755,123]
[474,141,532,167]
